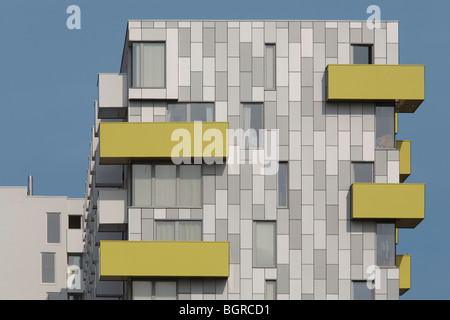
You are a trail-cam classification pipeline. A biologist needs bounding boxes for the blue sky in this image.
[0,0,447,300]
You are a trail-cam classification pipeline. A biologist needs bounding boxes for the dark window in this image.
[352,45,372,64]
[351,162,374,183]
[68,215,82,229]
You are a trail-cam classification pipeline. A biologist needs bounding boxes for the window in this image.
[254,221,276,267]
[351,162,374,183]
[131,164,202,207]
[353,281,374,300]
[351,44,372,64]
[265,280,277,300]
[155,220,202,241]
[47,213,60,244]
[68,215,82,229]
[278,162,288,207]
[132,164,152,207]
[132,281,177,300]
[155,165,177,207]
[68,294,83,300]
[68,254,82,268]
[376,105,395,149]
[42,252,55,283]
[167,103,215,122]
[377,223,396,266]
[132,42,165,88]
[265,44,276,90]
[242,103,263,148]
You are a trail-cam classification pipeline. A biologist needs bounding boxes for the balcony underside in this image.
[99,122,229,165]
[327,64,425,113]
[99,241,229,280]
[351,183,425,228]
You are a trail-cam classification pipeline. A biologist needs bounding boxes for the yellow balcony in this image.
[327,64,425,113]
[99,241,229,280]
[396,254,411,295]
[351,183,425,228]
[99,122,229,164]
[396,140,411,182]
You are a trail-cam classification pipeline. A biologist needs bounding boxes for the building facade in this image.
[0,180,84,300]
[82,20,425,300]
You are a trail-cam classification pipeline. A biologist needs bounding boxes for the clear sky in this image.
[0,0,447,300]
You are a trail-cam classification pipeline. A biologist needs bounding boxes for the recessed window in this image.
[254,221,276,267]
[68,254,82,268]
[265,44,276,90]
[377,223,396,266]
[47,213,60,244]
[68,215,82,229]
[351,162,374,183]
[242,103,263,148]
[132,281,177,300]
[265,280,277,300]
[131,164,202,208]
[132,42,165,88]
[155,220,202,241]
[376,105,395,149]
[353,281,374,300]
[42,252,55,283]
[167,103,215,122]
[278,162,288,207]
[351,44,373,64]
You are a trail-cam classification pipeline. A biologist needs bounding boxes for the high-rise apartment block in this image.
[1,19,426,300]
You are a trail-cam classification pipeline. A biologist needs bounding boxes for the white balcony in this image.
[98,73,128,119]
[97,189,127,232]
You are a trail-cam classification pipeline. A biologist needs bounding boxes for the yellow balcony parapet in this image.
[396,254,411,295]
[396,140,411,182]
[99,122,229,164]
[99,241,229,280]
[351,183,425,228]
[327,64,425,113]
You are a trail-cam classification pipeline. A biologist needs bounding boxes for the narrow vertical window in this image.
[47,213,60,244]
[179,165,202,207]
[376,105,395,148]
[154,165,177,207]
[351,44,372,64]
[377,223,396,266]
[265,280,277,300]
[265,44,276,90]
[132,164,152,207]
[278,162,288,207]
[42,252,55,283]
[242,103,263,148]
[132,42,165,88]
[351,162,374,183]
[353,281,374,300]
[254,221,276,267]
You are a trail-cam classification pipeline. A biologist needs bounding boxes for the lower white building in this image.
[0,179,84,300]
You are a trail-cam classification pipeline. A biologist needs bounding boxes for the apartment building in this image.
[0,178,84,300]
[82,20,425,300]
